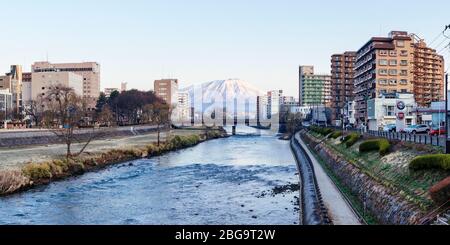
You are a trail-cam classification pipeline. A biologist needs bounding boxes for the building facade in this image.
[32,61,101,109]
[31,72,84,100]
[121,82,128,92]
[0,89,13,123]
[354,31,415,126]
[331,52,356,126]
[104,88,119,98]
[411,35,445,107]
[299,66,331,107]
[0,65,24,115]
[175,91,192,125]
[154,79,179,105]
[367,93,416,131]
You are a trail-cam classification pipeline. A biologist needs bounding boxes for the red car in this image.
[429,127,446,136]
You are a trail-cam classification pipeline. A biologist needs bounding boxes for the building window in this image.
[386,106,395,116]
[401,89,408,93]
[389,50,397,56]
[397,40,405,47]
[400,70,408,76]
[400,60,408,66]
[389,69,398,75]
[42,87,45,90]
[379,59,388,66]
[400,50,408,56]
[379,69,388,75]
[389,60,398,66]
[389,79,397,85]
[379,50,388,56]
[400,79,408,85]
[379,79,388,85]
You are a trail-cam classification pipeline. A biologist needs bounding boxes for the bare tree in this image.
[147,102,170,146]
[42,85,98,158]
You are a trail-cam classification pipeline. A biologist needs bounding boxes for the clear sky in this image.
[0,0,449,97]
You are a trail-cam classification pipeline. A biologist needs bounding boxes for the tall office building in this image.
[154,79,179,106]
[32,61,101,110]
[104,88,119,98]
[121,82,128,92]
[299,66,331,106]
[31,72,84,100]
[22,72,32,104]
[330,52,356,125]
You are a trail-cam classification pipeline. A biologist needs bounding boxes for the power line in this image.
[429,32,444,46]
[434,37,449,51]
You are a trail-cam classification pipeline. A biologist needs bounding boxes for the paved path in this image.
[295,133,361,225]
[0,129,203,171]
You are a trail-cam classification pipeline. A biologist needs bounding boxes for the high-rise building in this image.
[154,79,179,106]
[331,52,356,126]
[299,66,332,106]
[354,31,415,125]
[410,34,445,108]
[267,90,283,116]
[0,89,13,123]
[32,61,101,110]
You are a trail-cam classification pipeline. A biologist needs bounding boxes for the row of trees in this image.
[23,86,171,158]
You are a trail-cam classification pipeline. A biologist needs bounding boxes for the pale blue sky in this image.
[0,0,449,96]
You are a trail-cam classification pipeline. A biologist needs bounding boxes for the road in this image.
[295,133,362,225]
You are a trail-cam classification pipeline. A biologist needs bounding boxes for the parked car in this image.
[429,126,446,136]
[383,124,396,132]
[403,125,430,134]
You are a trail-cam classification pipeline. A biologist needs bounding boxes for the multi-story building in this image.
[299,66,332,107]
[104,88,119,98]
[176,92,191,125]
[354,31,415,126]
[331,52,356,126]
[367,93,416,131]
[32,61,101,110]
[154,79,179,106]
[410,34,445,107]
[22,72,32,104]
[0,65,24,115]
[121,82,128,92]
[31,72,84,100]
[0,89,13,124]
[267,90,283,116]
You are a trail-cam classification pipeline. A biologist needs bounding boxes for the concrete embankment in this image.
[0,125,163,148]
[301,131,427,225]
[291,133,361,225]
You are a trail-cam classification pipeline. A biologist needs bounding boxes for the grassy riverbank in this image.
[0,129,226,197]
[307,131,449,211]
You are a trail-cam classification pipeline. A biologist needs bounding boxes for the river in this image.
[0,127,300,225]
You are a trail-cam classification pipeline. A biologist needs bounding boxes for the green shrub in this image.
[329,131,343,139]
[22,163,52,180]
[343,133,360,148]
[430,177,450,204]
[410,155,450,171]
[310,126,334,136]
[359,139,391,156]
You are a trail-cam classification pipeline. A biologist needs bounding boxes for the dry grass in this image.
[0,170,31,195]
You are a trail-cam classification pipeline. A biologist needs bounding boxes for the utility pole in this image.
[445,74,449,154]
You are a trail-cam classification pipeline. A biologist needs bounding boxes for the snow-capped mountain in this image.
[181,79,263,118]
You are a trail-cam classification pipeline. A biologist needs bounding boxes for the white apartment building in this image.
[175,92,191,125]
[367,93,416,131]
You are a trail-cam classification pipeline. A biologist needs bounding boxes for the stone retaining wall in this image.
[301,132,426,225]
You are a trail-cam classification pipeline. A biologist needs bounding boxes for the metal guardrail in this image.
[367,130,446,147]
[291,135,332,225]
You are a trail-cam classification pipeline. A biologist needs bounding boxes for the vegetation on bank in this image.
[410,154,450,171]
[359,139,391,156]
[310,126,334,136]
[329,131,343,139]
[342,133,360,148]
[306,129,449,210]
[0,131,225,196]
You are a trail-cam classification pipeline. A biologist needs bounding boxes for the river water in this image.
[0,127,300,225]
